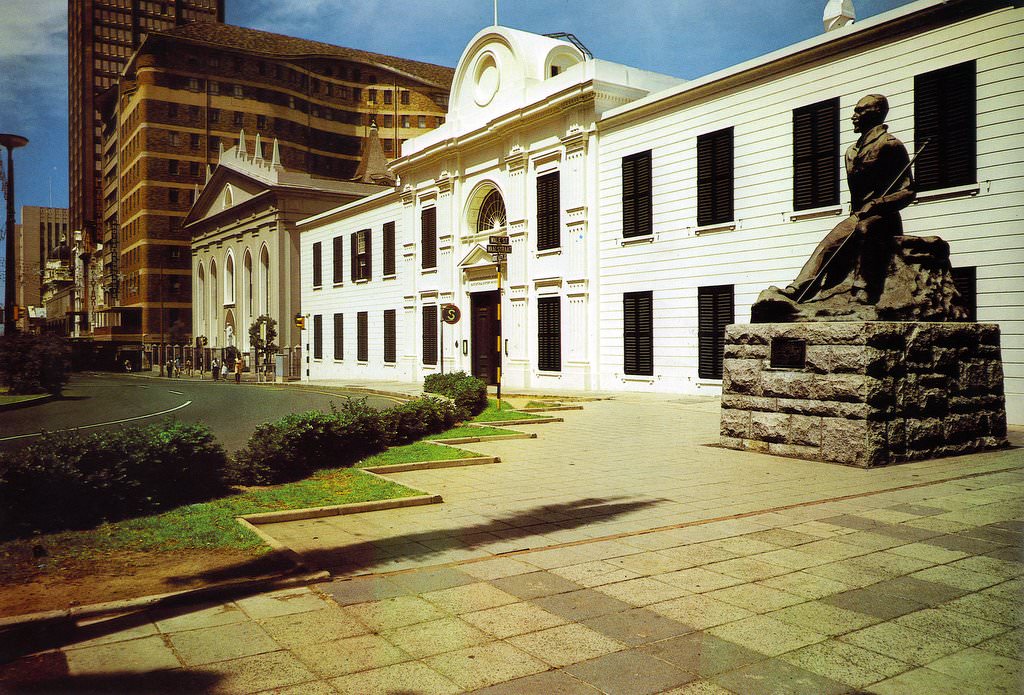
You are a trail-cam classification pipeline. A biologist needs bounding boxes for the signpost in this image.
[487,236,510,409]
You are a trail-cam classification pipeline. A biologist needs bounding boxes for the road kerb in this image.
[362,456,501,474]
[239,493,444,525]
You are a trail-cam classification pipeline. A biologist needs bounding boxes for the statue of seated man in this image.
[781,94,915,304]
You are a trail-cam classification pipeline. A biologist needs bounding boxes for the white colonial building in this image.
[299,0,1024,423]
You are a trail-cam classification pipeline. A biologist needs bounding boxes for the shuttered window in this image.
[793,98,839,211]
[423,305,438,365]
[349,229,371,281]
[333,313,343,360]
[537,172,560,250]
[312,242,322,287]
[622,151,652,238]
[332,236,344,284]
[697,127,734,226]
[357,311,368,362]
[915,61,976,191]
[383,221,396,276]
[623,291,653,376]
[312,314,323,359]
[383,309,396,363]
[952,266,977,322]
[421,207,437,269]
[537,296,561,372]
[698,285,734,380]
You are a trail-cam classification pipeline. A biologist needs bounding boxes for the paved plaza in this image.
[1,388,1021,694]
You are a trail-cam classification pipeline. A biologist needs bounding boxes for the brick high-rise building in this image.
[16,207,69,327]
[69,0,224,248]
[91,22,454,362]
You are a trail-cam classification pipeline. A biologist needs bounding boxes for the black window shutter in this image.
[951,266,977,322]
[421,207,437,269]
[383,221,396,275]
[537,296,561,372]
[422,305,438,365]
[793,98,839,211]
[350,233,358,282]
[537,172,560,250]
[622,151,652,238]
[697,128,734,226]
[357,311,368,362]
[383,309,396,363]
[332,236,344,284]
[333,313,343,360]
[364,229,372,280]
[312,242,322,287]
[623,291,653,376]
[698,285,734,380]
[915,61,976,191]
[313,314,323,359]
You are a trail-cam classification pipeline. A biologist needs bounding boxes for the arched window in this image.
[224,251,235,305]
[259,245,270,316]
[476,189,507,232]
[243,248,253,328]
[209,259,219,344]
[196,262,206,336]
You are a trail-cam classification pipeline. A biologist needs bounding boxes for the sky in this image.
[0,0,917,230]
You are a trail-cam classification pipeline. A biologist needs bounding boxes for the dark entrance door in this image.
[471,290,500,385]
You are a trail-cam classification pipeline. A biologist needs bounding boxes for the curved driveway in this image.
[0,373,398,453]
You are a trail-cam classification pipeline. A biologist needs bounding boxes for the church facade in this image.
[299,0,1024,422]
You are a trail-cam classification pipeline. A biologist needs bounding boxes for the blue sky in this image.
[0,0,916,225]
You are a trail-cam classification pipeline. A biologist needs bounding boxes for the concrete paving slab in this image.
[779,639,910,689]
[168,621,279,666]
[423,641,549,691]
[564,648,698,695]
[330,661,462,695]
[460,601,567,638]
[63,635,180,675]
[506,623,626,668]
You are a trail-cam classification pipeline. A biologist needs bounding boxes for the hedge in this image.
[423,371,488,420]
[0,332,71,395]
[228,396,458,486]
[0,422,229,538]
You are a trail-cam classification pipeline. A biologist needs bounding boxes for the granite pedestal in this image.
[720,322,1008,467]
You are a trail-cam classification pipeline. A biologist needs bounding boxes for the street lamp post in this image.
[1,133,29,335]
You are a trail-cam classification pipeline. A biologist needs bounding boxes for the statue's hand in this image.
[856,201,878,219]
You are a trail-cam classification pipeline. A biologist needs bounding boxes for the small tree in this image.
[249,315,279,377]
[0,333,71,395]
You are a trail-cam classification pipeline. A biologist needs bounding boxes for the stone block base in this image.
[720,322,1008,467]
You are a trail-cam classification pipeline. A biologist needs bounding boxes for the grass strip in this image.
[424,424,521,440]
[471,398,550,422]
[355,441,478,468]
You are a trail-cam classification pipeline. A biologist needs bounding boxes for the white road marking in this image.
[0,401,193,442]
[169,390,184,395]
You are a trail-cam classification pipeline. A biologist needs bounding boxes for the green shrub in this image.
[423,371,488,419]
[384,396,458,445]
[229,396,460,486]
[0,332,71,395]
[0,422,229,538]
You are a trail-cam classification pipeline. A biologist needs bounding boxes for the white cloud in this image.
[0,0,66,59]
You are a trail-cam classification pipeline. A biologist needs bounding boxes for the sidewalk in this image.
[1,392,1021,694]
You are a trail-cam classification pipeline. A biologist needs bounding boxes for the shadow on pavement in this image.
[182,495,668,582]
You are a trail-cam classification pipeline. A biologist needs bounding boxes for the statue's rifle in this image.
[795,138,930,304]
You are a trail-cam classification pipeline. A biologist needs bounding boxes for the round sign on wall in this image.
[441,304,461,325]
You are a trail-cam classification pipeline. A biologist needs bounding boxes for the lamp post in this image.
[1,133,29,335]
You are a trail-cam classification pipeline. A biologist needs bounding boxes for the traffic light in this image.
[11,305,22,321]
[295,314,305,330]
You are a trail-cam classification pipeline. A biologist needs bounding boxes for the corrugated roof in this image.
[152,22,454,89]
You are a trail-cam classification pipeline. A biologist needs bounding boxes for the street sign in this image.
[441,304,461,325]
[493,253,507,262]
[488,235,510,245]
[486,244,512,254]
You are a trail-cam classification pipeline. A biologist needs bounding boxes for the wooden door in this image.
[471,291,500,385]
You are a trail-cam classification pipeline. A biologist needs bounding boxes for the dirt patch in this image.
[0,547,292,619]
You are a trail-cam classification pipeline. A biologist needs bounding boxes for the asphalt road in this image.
[0,373,400,454]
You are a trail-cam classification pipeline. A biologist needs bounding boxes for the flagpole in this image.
[493,0,498,25]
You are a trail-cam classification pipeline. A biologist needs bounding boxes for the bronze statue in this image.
[752,94,967,323]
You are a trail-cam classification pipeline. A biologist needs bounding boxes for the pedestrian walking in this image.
[124,359,132,373]
[185,358,192,376]
[221,361,228,381]
[212,357,219,381]
[234,356,243,384]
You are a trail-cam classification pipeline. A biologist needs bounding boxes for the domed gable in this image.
[448,27,585,122]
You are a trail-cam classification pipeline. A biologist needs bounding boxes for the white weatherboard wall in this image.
[301,193,409,380]
[596,2,1024,422]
